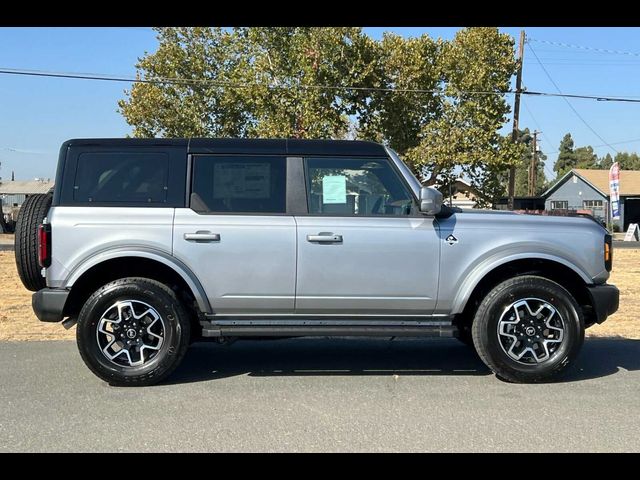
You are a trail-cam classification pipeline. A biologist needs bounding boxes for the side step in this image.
[200,318,455,338]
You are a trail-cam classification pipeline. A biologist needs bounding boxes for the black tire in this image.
[471,275,584,383]
[14,193,52,291]
[76,277,191,387]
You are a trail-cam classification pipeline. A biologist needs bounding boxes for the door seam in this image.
[293,215,298,312]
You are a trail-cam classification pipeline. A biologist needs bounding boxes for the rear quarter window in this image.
[56,146,186,207]
[74,152,169,203]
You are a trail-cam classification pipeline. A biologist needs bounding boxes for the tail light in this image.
[38,223,51,268]
[604,233,612,272]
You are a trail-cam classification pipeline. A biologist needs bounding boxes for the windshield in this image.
[384,147,421,198]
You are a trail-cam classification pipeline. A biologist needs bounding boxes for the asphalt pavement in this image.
[0,337,638,452]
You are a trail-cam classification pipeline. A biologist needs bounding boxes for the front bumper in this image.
[587,284,619,324]
[32,288,69,322]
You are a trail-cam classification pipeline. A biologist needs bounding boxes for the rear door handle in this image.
[307,234,343,243]
[184,232,221,242]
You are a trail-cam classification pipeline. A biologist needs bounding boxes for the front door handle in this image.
[307,233,343,243]
[184,232,221,242]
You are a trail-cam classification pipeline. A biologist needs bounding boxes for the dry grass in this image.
[0,250,638,341]
[587,249,640,339]
[0,233,14,243]
[0,251,74,341]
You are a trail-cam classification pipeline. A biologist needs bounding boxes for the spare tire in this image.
[15,193,52,291]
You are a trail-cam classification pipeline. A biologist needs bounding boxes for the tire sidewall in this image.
[77,279,188,384]
[474,278,584,380]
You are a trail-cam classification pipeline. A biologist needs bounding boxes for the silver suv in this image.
[16,138,619,386]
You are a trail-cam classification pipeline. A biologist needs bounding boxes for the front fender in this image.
[63,246,212,314]
[449,250,593,315]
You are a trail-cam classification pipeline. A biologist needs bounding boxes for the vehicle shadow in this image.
[165,336,640,385]
[561,337,640,383]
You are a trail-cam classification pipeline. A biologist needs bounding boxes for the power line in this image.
[541,137,640,157]
[2,147,49,155]
[527,43,619,154]
[523,90,640,103]
[0,67,495,96]
[3,66,640,104]
[532,60,640,66]
[527,37,640,59]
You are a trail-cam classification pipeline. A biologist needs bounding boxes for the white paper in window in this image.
[213,163,270,199]
[322,175,347,204]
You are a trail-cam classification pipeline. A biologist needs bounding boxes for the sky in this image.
[1,26,640,181]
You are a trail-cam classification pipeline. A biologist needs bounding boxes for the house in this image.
[0,179,54,227]
[543,168,640,229]
[436,178,483,209]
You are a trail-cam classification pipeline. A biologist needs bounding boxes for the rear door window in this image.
[190,156,287,214]
[73,152,169,203]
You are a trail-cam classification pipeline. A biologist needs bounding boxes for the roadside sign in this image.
[624,223,639,241]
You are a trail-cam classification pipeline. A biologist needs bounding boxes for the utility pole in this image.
[529,130,541,196]
[508,30,526,210]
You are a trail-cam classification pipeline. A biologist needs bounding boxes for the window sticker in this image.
[213,163,271,199]
[322,175,347,204]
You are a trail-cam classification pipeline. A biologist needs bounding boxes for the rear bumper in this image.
[587,284,619,324]
[32,288,69,322]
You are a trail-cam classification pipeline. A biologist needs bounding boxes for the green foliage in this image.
[554,133,576,177]
[549,133,640,191]
[574,146,598,169]
[404,28,522,192]
[611,152,640,170]
[355,32,443,155]
[119,27,522,203]
[119,28,251,138]
[600,153,614,170]
[512,129,548,197]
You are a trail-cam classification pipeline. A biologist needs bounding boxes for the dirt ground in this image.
[0,250,638,341]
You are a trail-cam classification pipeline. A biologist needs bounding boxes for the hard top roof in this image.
[62,138,388,156]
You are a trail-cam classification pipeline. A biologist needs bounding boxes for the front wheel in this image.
[76,278,191,386]
[472,275,584,383]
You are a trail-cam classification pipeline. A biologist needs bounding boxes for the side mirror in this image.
[419,186,443,216]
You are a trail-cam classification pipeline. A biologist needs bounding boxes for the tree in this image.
[237,28,379,139]
[600,153,614,169]
[120,27,522,204]
[554,133,576,177]
[118,28,251,138]
[354,32,443,155]
[513,129,548,196]
[402,27,524,206]
[119,27,378,139]
[574,146,598,169]
[611,152,640,170]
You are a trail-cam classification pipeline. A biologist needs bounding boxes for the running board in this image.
[200,318,454,338]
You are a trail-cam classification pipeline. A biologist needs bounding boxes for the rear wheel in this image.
[14,193,52,291]
[472,275,584,383]
[76,277,191,386]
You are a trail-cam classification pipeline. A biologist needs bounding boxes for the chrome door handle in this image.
[306,234,343,243]
[184,232,221,242]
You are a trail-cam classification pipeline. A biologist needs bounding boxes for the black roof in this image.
[62,138,387,157]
